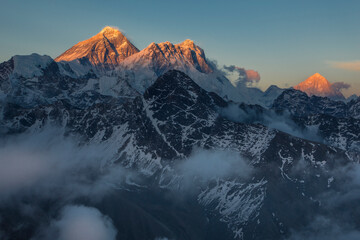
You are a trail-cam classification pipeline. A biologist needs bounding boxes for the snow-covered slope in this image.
[120,39,212,75]
[117,40,218,92]
[12,53,53,78]
[0,53,137,107]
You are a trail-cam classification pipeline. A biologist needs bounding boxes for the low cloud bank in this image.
[0,127,138,239]
[178,149,253,181]
[0,127,255,238]
[220,103,321,141]
[161,149,253,195]
[0,127,136,204]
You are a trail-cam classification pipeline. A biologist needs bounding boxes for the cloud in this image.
[160,149,253,195]
[0,127,136,204]
[223,65,261,87]
[0,127,141,239]
[178,149,253,181]
[327,60,360,71]
[245,69,261,83]
[0,147,51,194]
[331,81,351,91]
[39,205,117,240]
[220,103,322,142]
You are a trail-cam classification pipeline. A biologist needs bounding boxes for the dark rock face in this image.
[272,89,360,152]
[272,89,360,119]
[0,70,359,240]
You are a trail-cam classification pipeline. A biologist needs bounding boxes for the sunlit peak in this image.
[100,26,121,34]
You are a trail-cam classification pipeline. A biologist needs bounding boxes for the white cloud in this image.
[178,149,253,182]
[162,149,254,195]
[0,127,132,203]
[45,205,117,240]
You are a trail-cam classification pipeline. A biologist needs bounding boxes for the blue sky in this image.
[1,0,359,96]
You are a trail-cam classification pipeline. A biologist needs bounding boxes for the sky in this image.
[0,0,359,96]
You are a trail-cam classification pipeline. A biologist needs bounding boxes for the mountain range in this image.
[0,26,359,240]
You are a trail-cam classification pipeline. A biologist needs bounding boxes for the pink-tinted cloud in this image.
[327,60,360,71]
[245,70,260,84]
[223,65,261,87]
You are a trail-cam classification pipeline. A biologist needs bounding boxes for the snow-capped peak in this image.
[299,73,329,87]
[120,39,213,75]
[294,73,344,99]
[55,26,139,69]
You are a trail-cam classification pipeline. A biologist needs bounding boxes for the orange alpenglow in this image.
[55,26,139,69]
[120,39,213,74]
[294,73,344,99]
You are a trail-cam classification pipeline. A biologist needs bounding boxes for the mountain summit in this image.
[121,39,213,74]
[55,26,139,69]
[294,73,344,99]
[117,39,218,93]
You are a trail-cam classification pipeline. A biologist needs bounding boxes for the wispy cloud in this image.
[223,65,261,87]
[327,60,360,71]
[332,82,351,91]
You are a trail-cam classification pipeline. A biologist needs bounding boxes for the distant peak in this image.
[294,73,344,99]
[266,85,281,91]
[295,73,330,88]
